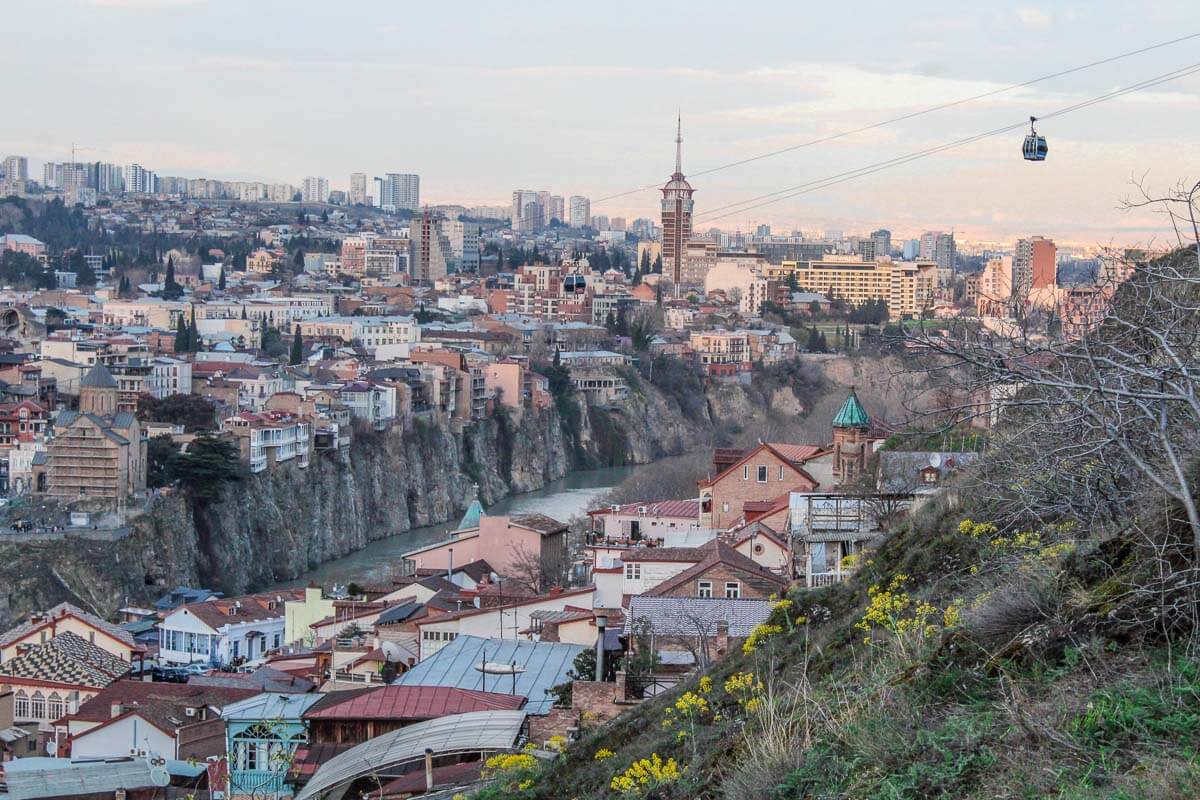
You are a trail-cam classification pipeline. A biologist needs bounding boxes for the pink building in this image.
[1,234,46,259]
[484,361,523,410]
[401,514,568,588]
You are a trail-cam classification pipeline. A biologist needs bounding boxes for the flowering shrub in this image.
[674,690,709,717]
[483,752,538,776]
[594,747,615,761]
[855,574,956,650]
[546,735,568,753]
[609,753,682,796]
[724,671,765,713]
[742,622,783,655]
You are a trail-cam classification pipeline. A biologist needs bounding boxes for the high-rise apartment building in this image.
[447,219,480,273]
[379,173,419,211]
[511,190,543,233]
[536,191,552,226]
[568,196,591,228]
[1013,235,1057,294]
[302,176,329,204]
[43,163,63,190]
[410,211,452,283]
[124,163,156,195]
[349,172,368,206]
[548,195,565,225]
[2,156,28,182]
[870,229,892,259]
[93,163,124,194]
[660,117,695,287]
[919,231,955,274]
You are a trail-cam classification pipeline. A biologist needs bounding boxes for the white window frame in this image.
[724,582,741,599]
[624,562,642,580]
[697,581,713,598]
[757,465,768,483]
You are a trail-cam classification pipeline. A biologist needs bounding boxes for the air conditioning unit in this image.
[184,707,197,718]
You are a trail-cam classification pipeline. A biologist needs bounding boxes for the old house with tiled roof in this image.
[157,590,306,669]
[0,603,140,665]
[698,441,827,530]
[0,632,131,739]
[56,680,258,761]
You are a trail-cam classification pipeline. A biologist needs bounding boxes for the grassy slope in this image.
[471,497,1200,800]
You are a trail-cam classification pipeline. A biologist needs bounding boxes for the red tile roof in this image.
[303,685,525,721]
[589,499,701,519]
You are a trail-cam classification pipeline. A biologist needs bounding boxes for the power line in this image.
[693,61,1200,224]
[594,31,1200,205]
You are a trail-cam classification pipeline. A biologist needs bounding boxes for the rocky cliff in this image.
[0,369,790,627]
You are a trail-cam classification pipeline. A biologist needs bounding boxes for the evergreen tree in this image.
[640,250,651,274]
[241,305,248,320]
[552,349,561,367]
[188,308,200,352]
[174,316,188,352]
[162,256,182,299]
[652,254,663,274]
[218,267,226,290]
[290,327,304,365]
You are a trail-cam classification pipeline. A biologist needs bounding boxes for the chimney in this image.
[110,702,124,719]
[447,548,454,580]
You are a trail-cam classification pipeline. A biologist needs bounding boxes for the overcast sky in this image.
[4,0,1198,246]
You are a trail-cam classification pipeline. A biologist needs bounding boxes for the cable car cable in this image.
[692,61,1200,223]
[593,31,1200,205]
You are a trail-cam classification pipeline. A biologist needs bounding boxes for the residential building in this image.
[870,229,892,259]
[223,692,324,798]
[919,231,955,275]
[402,514,569,589]
[568,195,591,228]
[146,356,192,399]
[348,172,368,206]
[976,256,1014,316]
[410,211,452,282]
[625,596,773,669]
[661,118,695,288]
[446,219,480,273]
[699,442,829,530]
[0,603,140,665]
[379,173,420,211]
[157,590,305,668]
[60,681,257,761]
[123,163,155,195]
[300,176,328,203]
[221,411,312,473]
[2,156,28,182]
[1014,235,1057,295]
[1,234,46,260]
[790,255,936,319]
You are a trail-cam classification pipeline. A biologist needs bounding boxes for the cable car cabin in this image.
[1023,116,1047,161]
[1022,134,1048,161]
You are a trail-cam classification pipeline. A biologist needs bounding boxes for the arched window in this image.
[30,691,45,719]
[14,690,29,719]
[47,693,63,721]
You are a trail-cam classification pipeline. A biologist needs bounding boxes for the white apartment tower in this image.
[568,195,591,228]
[379,173,420,212]
[302,176,329,204]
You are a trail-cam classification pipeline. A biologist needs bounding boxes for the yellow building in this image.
[786,256,936,319]
[284,584,336,647]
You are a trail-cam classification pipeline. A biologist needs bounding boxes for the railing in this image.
[807,570,851,587]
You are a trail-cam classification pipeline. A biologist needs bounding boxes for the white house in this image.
[157,591,304,668]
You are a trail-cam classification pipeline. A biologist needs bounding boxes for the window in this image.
[30,691,45,720]
[47,693,63,721]
[272,633,281,650]
[779,465,785,480]
[14,690,28,719]
[722,502,730,513]
[697,581,713,598]
[624,562,641,580]
[757,466,768,483]
[724,582,741,599]
[743,465,748,480]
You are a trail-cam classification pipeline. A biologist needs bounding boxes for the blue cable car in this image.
[1023,116,1048,161]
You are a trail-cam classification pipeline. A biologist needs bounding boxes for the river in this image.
[276,464,642,590]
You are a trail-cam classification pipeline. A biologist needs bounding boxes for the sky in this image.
[3,0,1199,247]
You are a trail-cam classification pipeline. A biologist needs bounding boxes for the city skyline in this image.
[3,1,1198,246]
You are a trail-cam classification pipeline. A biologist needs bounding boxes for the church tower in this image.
[79,363,119,417]
[831,389,871,481]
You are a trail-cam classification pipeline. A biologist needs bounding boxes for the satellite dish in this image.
[149,766,170,788]
[929,453,942,469]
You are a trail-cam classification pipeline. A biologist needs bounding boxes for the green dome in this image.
[832,390,870,429]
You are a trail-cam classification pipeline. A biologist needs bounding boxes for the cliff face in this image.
[0,372,755,626]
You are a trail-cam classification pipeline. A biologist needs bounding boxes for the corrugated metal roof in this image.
[221,691,324,721]
[294,710,527,800]
[625,597,773,638]
[394,636,584,715]
[304,685,524,721]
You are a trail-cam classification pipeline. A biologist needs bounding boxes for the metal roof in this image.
[221,691,324,722]
[394,636,584,715]
[294,710,527,800]
[304,685,524,721]
[832,390,870,428]
[625,597,774,638]
[1,757,205,800]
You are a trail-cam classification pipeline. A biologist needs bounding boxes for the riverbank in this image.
[275,464,641,589]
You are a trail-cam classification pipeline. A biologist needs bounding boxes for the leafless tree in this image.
[893,177,1200,642]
